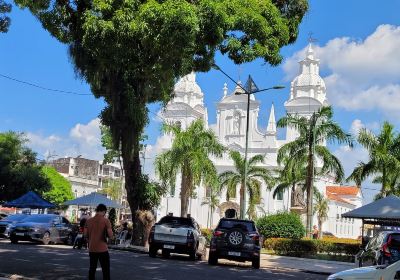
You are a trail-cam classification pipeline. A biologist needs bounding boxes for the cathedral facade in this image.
[155,44,363,238]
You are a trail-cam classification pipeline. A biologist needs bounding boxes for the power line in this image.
[0,73,93,96]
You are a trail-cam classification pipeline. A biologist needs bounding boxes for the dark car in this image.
[357,231,400,267]
[208,218,261,269]
[0,214,28,238]
[9,214,74,245]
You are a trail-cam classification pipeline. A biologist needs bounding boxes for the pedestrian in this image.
[312,225,319,239]
[84,204,113,280]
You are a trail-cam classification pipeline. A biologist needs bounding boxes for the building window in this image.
[103,167,109,176]
[114,170,121,177]
[276,189,284,201]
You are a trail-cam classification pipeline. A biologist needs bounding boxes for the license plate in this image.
[228,251,241,256]
[16,233,25,236]
[163,245,175,249]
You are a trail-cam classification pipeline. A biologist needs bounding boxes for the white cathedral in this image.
[155,44,363,239]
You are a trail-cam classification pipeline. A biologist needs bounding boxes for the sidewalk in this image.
[260,254,356,275]
[109,244,355,275]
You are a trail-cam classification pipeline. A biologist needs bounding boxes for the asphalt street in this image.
[0,240,326,280]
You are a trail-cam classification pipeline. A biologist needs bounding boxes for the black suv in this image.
[357,231,400,267]
[208,218,261,269]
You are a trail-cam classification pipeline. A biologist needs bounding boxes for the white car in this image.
[328,260,400,280]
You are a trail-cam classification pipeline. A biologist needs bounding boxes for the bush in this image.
[256,212,305,239]
[264,238,360,258]
[201,228,212,246]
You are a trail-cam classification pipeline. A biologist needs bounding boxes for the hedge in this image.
[201,228,212,246]
[264,238,360,258]
[256,212,305,239]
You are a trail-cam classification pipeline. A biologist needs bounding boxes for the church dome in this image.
[292,73,326,89]
[174,72,203,97]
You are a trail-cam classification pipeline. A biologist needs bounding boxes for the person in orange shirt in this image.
[84,204,113,280]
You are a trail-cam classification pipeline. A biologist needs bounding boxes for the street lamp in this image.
[213,64,285,219]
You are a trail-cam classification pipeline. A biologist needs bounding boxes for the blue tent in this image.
[63,192,122,208]
[3,191,56,209]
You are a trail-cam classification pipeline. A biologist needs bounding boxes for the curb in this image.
[109,246,333,275]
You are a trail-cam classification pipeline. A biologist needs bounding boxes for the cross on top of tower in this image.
[308,32,318,44]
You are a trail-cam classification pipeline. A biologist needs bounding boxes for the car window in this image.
[158,216,194,228]
[62,217,70,225]
[21,215,54,223]
[218,220,256,232]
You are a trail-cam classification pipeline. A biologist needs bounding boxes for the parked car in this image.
[0,214,28,238]
[148,215,207,260]
[328,260,400,280]
[356,231,400,267]
[208,218,261,269]
[9,214,74,245]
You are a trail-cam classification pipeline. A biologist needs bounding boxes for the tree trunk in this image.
[305,150,314,238]
[180,165,192,217]
[318,218,322,239]
[239,181,245,218]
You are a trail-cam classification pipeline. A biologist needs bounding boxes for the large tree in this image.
[277,106,353,236]
[0,131,51,202]
[219,151,274,220]
[347,121,400,199]
[155,119,224,217]
[41,166,74,205]
[0,0,11,33]
[15,0,308,242]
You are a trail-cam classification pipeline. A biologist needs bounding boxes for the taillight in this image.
[213,230,224,237]
[249,233,260,241]
[383,235,392,257]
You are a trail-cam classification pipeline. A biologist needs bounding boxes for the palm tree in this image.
[277,106,353,236]
[273,154,307,206]
[201,186,220,228]
[347,121,400,198]
[313,189,329,238]
[218,151,274,220]
[155,120,224,217]
[101,178,123,202]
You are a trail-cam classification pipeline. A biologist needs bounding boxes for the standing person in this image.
[84,204,113,280]
[312,225,319,239]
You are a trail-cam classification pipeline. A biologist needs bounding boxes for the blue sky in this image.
[1,0,400,202]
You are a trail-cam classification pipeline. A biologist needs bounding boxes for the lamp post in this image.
[213,64,284,219]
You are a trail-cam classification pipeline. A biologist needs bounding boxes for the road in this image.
[0,240,326,280]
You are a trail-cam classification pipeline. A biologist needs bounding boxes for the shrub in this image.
[256,212,305,239]
[201,228,212,246]
[264,238,360,258]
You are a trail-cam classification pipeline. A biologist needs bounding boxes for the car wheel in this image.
[162,250,170,259]
[149,245,157,258]
[42,231,51,245]
[252,256,260,269]
[226,228,245,248]
[65,234,73,246]
[208,251,218,265]
[10,236,18,244]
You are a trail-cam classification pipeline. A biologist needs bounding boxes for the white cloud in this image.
[283,24,400,120]
[26,118,105,161]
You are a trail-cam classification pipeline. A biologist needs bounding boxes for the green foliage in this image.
[100,125,121,165]
[138,174,166,210]
[101,178,123,202]
[256,212,305,239]
[108,208,117,232]
[347,121,400,199]
[0,0,11,33]
[201,228,212,246]
[0,131,51,202]
[219,151,274,220]
[313,189,329,237]
[41,166,74,205]
[264,238,360,258]
[277,106,353,234]
[155,120,224,217]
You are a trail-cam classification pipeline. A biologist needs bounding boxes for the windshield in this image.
[158,217,194,228]
[218,220,256,232]
[21,215,54,223]
[3,214,28,222]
